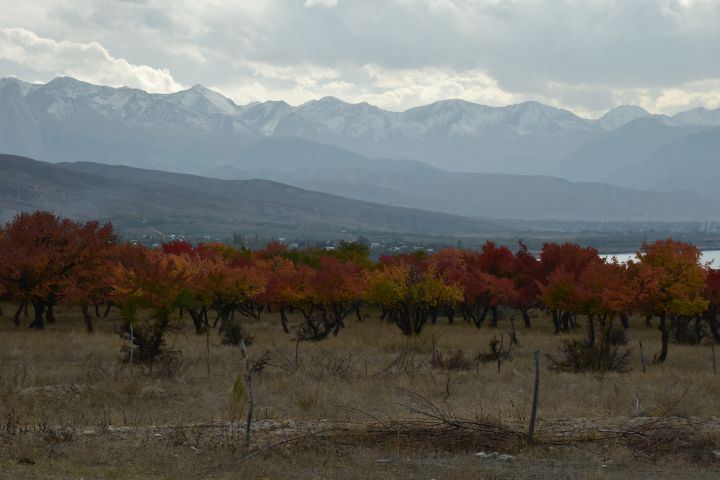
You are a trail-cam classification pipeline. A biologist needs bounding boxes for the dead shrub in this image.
[310,349,357,377]
[119,316,181,365]
[151,351,185,378]
[475,334,516,372]
[548,336,631,373]
[436,349,473,371]
[220,320,254,347]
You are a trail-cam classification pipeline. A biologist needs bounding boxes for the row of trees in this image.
[0,211,717,364]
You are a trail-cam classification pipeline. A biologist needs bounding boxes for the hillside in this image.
[0,154,505,238]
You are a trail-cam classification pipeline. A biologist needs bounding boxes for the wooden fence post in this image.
[528,350,541,445]
[239,338,254,447]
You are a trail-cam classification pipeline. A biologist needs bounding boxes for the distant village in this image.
[125,231,454,258]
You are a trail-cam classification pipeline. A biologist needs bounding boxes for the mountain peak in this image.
[299,96,353,109]
[45,76,91,90]
[0,77,37,97]
[317,95,344,103]
[603,105,649,115]
[596,105,650,130]
[169,84,238,115]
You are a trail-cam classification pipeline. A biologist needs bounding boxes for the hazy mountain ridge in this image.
[0,153,510,237]
[1,76,719,213]
[207,137,720,223]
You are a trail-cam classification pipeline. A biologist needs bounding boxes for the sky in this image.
[0,0,718,117]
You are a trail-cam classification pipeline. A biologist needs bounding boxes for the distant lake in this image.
[602,250,720,266]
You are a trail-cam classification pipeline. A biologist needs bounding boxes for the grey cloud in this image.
[0,0,718,114]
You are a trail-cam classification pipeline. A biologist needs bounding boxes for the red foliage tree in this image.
[0,212,116,329]
[538,242,600,333]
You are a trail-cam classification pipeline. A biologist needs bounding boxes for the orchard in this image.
[0,211,717,369]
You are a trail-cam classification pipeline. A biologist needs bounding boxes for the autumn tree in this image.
[302,256,366,339]
[112,247,187,363]
[538,242,599,333]
[179,253,265,340]
[63,241,119,333]
[366,261,462,336]
[0,212,115,329]
[636,239,708,362]
[255,257,311,334]
[507,241,541,327]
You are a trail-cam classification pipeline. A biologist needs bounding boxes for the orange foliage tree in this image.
[111,247,187,362]
[636,239,708,362]
[0,211,115,329]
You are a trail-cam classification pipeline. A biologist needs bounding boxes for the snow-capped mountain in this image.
[28,77,253,132]
[1,76,719,181]
[242,97,596,140]
[3,76,720,224]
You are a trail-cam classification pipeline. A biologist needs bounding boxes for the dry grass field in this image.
[1,305,720,479]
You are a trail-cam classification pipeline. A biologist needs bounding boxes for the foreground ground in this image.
[1,306,719,479]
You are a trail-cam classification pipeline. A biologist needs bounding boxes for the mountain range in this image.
[1,76,719,225]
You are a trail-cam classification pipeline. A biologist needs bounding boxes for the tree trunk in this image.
[552,311,561,334]
[561,312,571,332]
[620,312,630,329]
[189,309,205,334]
[490,306,499,327]
[13,300,25,326]
[657,314,670,363]
[446,307,455,324]
[587,315,596,347]
[522,309,531,328]
[29,300,45,329]
[45,303,56,324]
[709,306,720,342]
[280,308,290,334]
[694,317,704,344]
[82,304,94,333]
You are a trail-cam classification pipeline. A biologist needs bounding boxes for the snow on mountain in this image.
[596,105,650,130]
[5,76,717,142]
[295,96,394,139]
[15,77,252,132]
[166,84,241,116]
[245,97,595,140]
[2,75,720,178]
[238,100,297,136]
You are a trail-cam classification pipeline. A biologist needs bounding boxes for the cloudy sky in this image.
[0,0,718,116]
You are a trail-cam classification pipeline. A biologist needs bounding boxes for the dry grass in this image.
[1,304,720,478]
